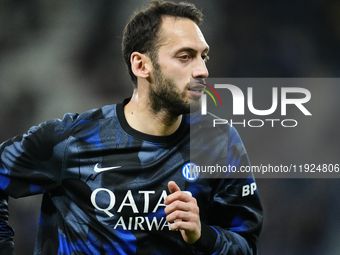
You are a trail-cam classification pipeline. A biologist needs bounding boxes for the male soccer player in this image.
[0,1,262,254]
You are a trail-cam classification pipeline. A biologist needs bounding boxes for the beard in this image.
[148,63,201,117]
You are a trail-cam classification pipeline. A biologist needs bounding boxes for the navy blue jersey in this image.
[0,99,262,255]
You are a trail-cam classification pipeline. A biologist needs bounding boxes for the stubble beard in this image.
[148,62,201,121]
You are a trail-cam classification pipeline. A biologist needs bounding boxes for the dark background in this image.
[1,0,340,254]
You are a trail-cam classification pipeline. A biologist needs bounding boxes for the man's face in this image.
[148,17,209,115]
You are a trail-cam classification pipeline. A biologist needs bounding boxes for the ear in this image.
[130,52,152,79]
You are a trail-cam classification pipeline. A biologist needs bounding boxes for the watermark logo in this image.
[197,80,312,128]
[198,82,222,115]
[201,84,311,116]
[182,162,200,181]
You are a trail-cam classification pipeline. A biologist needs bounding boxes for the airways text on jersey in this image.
[90,188,192,231]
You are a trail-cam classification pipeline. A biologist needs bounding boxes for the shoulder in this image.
[184,111,246,154]
[18,104,118,144]
[55,104,117,132]
[60,104,116,124]
[185,111,237,138]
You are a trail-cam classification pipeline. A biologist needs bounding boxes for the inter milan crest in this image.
[181,162,200,182]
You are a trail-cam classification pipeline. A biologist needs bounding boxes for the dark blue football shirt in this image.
[0,99,262,254]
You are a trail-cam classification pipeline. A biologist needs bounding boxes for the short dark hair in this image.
[122,0,203,87]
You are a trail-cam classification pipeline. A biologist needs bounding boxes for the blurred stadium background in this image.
[1,0,340,254]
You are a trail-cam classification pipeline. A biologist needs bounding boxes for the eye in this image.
[178,55,191,61]
[202,55,210,63]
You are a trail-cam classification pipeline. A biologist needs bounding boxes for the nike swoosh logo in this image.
[94,163,121,173]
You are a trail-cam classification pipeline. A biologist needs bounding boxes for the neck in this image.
[124,90,183,136]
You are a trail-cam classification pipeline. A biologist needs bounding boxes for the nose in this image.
[192,58,209,78]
